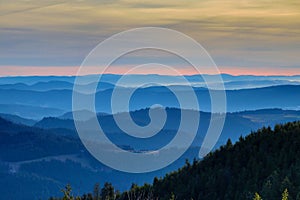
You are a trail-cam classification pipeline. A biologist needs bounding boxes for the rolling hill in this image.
[1,108,300,199]
[0,85,300,119]
[52,121,300,200]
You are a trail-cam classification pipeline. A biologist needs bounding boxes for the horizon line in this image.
[1,72,300,78]
[0,65,299,77]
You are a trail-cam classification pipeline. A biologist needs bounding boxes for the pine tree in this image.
[169,193,176,200]
[225,139,233,149]
[93,183,101,200]
[101,183,115,200]
[61,184,74,200]
[253,193,262,200]
[282,189,289,200]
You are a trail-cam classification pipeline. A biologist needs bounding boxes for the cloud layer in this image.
[0,0,299,75]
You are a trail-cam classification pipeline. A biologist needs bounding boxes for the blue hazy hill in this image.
[0,85,299,119]
[0,74,299,85]
[0,80,115,91]
[1,108,300,199]
[0,74,300,199]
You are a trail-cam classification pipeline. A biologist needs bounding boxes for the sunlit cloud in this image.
[0,0,299,75]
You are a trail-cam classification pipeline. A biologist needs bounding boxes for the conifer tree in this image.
[282,189,289,200]
[253,192,262,200]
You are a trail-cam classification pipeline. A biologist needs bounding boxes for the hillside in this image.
[147,121,300,199]
[34,108,300,149]
[0,117,82,162]
[53,121,300,200]
[129,121,300,200]
[2,111,300,199]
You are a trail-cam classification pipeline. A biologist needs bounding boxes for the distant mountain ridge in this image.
[0,73,299,85]
[0,113,36,126]
[0,81,115,91]
[0,84,299,119]
[0,104,64,120]
[28,108,300,150]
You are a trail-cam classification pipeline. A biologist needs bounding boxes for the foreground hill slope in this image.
[149,121,300,200]
[51,121,300,200]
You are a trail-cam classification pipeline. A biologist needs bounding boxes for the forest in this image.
[50,121,300,200]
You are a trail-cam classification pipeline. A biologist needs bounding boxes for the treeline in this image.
[51,121,300,200]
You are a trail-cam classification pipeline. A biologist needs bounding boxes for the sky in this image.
[0,0,300,76]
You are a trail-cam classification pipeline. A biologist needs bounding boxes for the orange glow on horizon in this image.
[219,66,300,76]
[0,65,299,76]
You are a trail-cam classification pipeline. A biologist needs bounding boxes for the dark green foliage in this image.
[101,183,115,200]
[52,121,300,200]
[148,121,300,200]
[51,183,117,200]
[93,183,101,200]
[253,193,262,200]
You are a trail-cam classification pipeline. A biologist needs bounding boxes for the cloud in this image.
[0,1,67,17]
[0,0,299,74]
